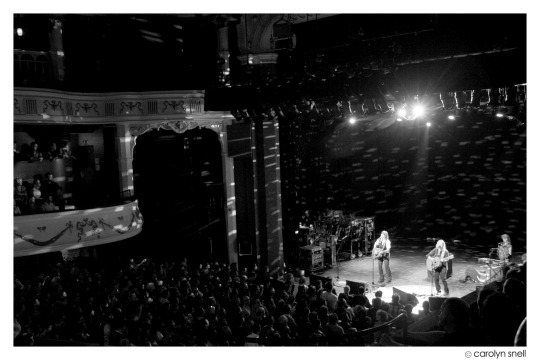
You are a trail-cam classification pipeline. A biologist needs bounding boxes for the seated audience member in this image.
[320,282,338,312]
[40,195,56,213]
[403,304,416,324]
[27,142,44,162]
[29,179,42,204]
[324,313,344,342]
[14,142,25,161]
[14,178,28,208]
[367,297,383,323]
[381,297,479,347]
[14,204,22,215]
[42,173,65,211]
[480,292,519,346]
[26,196,40,214]
[59,141,76,160]
[388,293,404,318]
[418,300,430,318]
[373,309,390,344]
[46,142,60,161]
[353,286,371,309]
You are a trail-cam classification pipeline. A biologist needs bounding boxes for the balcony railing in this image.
[14,200,143,257]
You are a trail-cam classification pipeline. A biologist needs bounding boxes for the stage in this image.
[314,237,517,313]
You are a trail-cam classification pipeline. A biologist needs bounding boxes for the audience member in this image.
[29,179,42,204]
[46,142,60,161]
[27,142,44,162]
[14,178,28,209]
[320,282,338,312]
[40,195,56,213]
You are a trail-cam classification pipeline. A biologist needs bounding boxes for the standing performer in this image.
[426,239,453,296]
[372,230,392,284]
[498,234,513,261]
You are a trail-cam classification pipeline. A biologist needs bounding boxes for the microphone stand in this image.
[333,235,347,287]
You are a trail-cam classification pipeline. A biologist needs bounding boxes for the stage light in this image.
[440,92,454,109]
[454,91,467,109]
[495,112,504,118]
[448,115,456,120]
[398,108,407,118]
[413,104,425,117]
[396,117,403,122]
[16,28,23,37]
[488,88,500,107]
[426,122,431,127]
[348,116,357,124]
[504,86,518,106]
[470,89,481,108]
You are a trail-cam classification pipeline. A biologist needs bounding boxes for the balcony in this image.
[14,200,143,257]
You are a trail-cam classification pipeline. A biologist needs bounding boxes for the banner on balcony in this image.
[14,200,143,257]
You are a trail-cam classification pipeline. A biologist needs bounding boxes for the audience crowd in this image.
[13,252,526,347]
[14,172,65,215]
[15,140,75,163]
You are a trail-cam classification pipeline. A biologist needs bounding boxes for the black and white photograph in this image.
[8,3,535,357]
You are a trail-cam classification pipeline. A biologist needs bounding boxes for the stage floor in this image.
[316,237,513,312]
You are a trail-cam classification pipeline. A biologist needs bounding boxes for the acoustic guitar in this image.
[426,254,454,270]
[372,247,390,261]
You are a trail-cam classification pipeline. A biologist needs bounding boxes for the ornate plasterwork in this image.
[129,120,223,136]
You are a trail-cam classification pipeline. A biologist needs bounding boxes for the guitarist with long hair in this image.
[372,231,392,285]
[426,239,453,296]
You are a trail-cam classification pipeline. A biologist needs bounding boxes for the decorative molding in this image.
[120,101,144,115]
[13,201,143,256]
[162,100,186,113]
[75,102,99,115]
[14,200,144,257]
[129,120,222,136]
[43,100,64,114]
[14,88,210,124]
[14,98,22,114]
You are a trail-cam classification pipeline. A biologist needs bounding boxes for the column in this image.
[219,127,239,265]
[252,117,284,274]
[116,123,135,197]
[48,18,65,82]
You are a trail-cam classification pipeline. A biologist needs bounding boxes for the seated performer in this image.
[372,230,392,284]
[426,239,453,296]
[498,234,513,261]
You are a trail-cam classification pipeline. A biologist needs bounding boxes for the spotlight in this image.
[397,108,407,118]
[495,112,504,118]
[413,105,425,117]
[16,28,23,37]
[349,116,357,124]
[426,122,431,127]
[448,115,456,120]
[396,118,403,122]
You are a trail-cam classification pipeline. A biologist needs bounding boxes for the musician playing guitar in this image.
[426,239,453,296]
[372,231,392,284]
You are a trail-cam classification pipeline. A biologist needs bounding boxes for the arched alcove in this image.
[132,127,227,264]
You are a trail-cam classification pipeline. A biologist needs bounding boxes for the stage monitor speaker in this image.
[346,280,372,294]
[428,296,447,311]
[309,274,331,287]
[392,287,419,307]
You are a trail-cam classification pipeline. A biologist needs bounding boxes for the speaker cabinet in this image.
[346,280,372,294]
[392,287,419,307]
[428,296,447,311]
